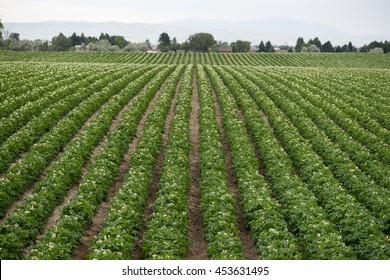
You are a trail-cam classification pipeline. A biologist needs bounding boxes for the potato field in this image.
[0,51,389,260]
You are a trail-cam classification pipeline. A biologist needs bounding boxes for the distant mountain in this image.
[3,18,387,46]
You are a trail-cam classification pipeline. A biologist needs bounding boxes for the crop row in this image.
[0,67,79,119]
[219,66,389,259]
[196,65,243,259]
[25,65,175,259]
[288,69,390,142]
[271,70,390,167]
[0,63,72,104]
[140,66,193,260]
[259,68,390,193]
[0,65,152,219]
[0,67,123,173]
[0,65,165,259]
[204,66,303,258]
[199,65,302,259]
[2,52,390,68]
[206,65,355,259]
[87,65,186,259]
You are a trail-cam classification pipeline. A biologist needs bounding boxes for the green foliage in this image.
[0,19,3,40]
[258,41,266,52]
[295,37,305,52]
[158,32,171,52]
[0,52,389,260]
[50,33,72,51]
[141,66,193,260]
[265,41,274,52]
[188,33,215,52]
[321,41,334,52]
[87,65,185,259]
[231,40,251,53]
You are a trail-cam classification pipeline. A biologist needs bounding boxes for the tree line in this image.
[0,18,388,53]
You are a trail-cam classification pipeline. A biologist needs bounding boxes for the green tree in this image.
[110,35,127,49]
[258,40,266,52]
[99,33,110,41]
[0,18,3,39]
[265,41,274,52]
[321,41,334,52]
[70,32,81,46]
[80,33,86,44]
[341,44,350,52]
[295,37,305,52]
[85,36,98,45]
[145,39,152,49]
[231,40,251,52]
[308,37,321,49]
[347,41,356,52]
[171,37,181,52]
[9,32,20,41]
[51,33,72,51]
[158,32,171,52]
[188,32,215,52]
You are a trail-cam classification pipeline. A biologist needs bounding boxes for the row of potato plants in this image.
[87,65,186,259]
[208,65,355,259]
[275,68,390,183]
[196,65,244,259]
[0,65,37,101]
[0,65,163,259]
[0,63,69,104]
[0,66,78,119]
[262,68,390,228]
[0,71,88,140]
[140,66,194,260]
[222,66,390,259]
[290,77,390,166]
[294,69,390,143]
[0,66,122,174]
[25,66,175,260]
[262,68,390,195]
[203,65,304,259]
[191,53,390,68]
[3,51,390,68]
[326,69,390,114]
[0,66,141,218]
[278,68,390,165]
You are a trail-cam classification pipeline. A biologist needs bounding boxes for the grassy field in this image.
[0,52,389,260]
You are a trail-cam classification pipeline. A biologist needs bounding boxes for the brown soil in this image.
[72,81,167,260]
[210,83,258,260]
[185,70,208,260]
[259,110,271,128]
[132,75,183,260]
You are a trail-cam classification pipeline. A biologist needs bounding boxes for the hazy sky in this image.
[1,0,389,36]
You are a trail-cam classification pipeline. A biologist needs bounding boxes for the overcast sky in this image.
[1,0,389,36]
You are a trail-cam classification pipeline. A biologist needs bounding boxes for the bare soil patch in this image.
[210,83,258,260]
[132,76,183,260]
[185,71,208,260]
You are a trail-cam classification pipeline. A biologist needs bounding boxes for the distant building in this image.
[219,46,233,53]
[147,49,160,53]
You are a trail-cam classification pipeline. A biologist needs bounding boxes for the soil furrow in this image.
[211,82,258,260]
[185,70,208,260]
[132,75,183,260]
[72,82,166,260]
